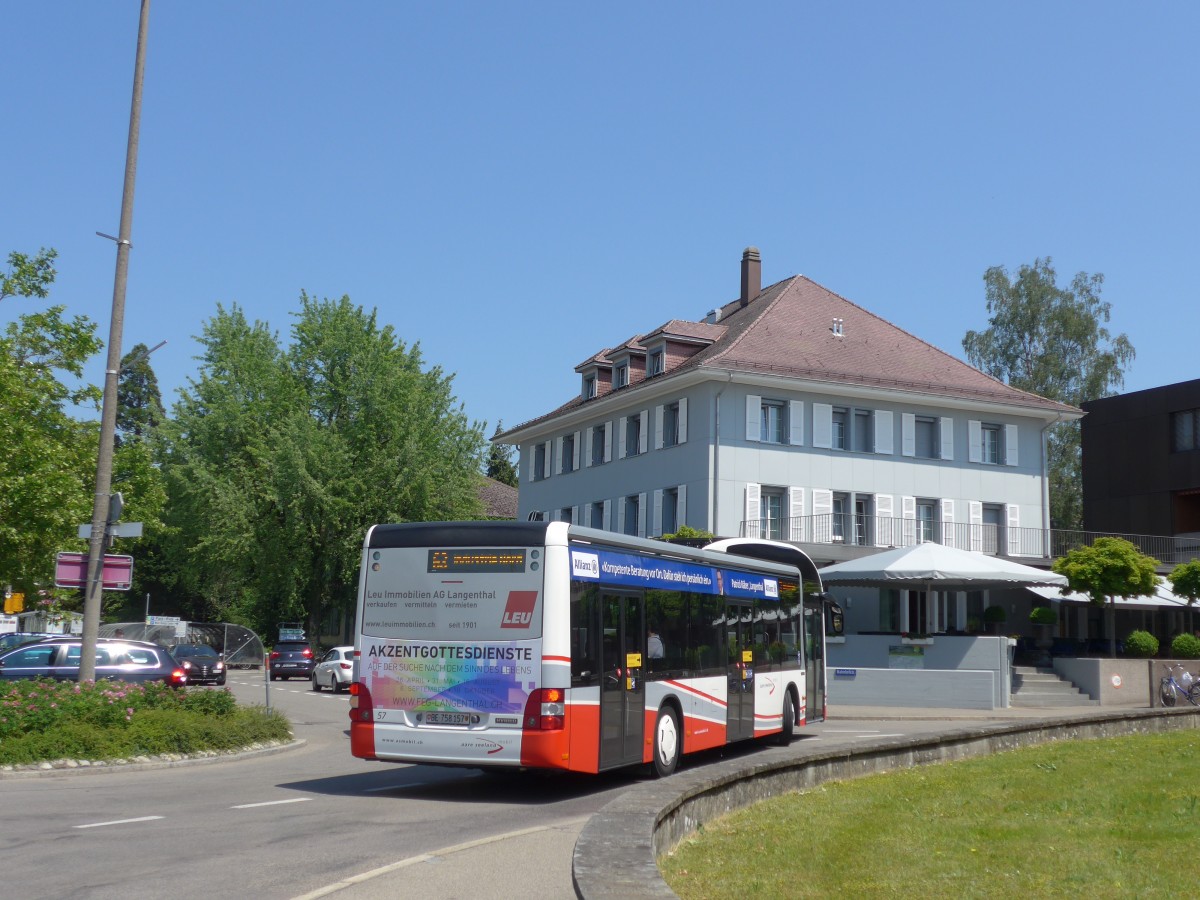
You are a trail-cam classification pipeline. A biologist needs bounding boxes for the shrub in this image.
[1029,606,1057,626]
[1170,633,1200,659]
[1124,630,1159,658]
[983,605,1007,624]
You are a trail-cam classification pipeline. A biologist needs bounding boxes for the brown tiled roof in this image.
[476,476,518,519]
[642,319,728,343]
[498,272,1076,440]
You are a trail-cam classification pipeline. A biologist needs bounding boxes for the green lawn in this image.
[661,730,1200,899]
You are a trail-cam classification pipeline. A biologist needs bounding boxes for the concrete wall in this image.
[1053,657,1153,706]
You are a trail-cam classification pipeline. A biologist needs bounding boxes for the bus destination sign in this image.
[428,548,527,574]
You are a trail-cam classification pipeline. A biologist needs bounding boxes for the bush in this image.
[1029,606,1057,626]
[1170,633,1200,659]
[983,605,1007,624]
[1123,630,1159,658]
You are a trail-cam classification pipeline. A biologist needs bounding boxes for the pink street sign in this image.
[54,552,134,591]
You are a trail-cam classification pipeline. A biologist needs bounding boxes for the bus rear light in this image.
[524,688,565,731]
[349,681,372,721]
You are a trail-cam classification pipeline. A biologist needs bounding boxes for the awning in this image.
[1028,581,1193,609]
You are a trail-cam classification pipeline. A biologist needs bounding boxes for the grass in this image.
[661,730,1200,899]
[0,678,292,765]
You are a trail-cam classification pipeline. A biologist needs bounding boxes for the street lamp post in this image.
[80,0,151,682]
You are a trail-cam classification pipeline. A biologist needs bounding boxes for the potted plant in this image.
[983,604,1007,635]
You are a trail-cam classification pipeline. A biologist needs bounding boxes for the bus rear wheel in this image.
[652,706,681,778]
[775,691,796,746]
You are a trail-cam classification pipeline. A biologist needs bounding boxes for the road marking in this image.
[821,729,882,733]
[290,817,591,900]
[74,816,164,829]
[231,798,312,809]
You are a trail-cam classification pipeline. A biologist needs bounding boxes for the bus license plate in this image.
[426,712,471,726]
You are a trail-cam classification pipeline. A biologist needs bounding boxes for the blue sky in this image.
[4,3,1196,437]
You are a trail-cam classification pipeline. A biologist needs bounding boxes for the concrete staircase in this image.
[1011,666,1097,708]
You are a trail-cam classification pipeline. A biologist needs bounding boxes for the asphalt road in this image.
[0,672,979,900]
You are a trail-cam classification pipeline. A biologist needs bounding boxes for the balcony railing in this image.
[739,514,1200,565]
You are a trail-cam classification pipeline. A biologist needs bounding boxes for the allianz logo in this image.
[572,552,600,578]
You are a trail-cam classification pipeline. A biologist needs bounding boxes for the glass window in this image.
[915,416,938,458]
[761,401,785,444]
[1172,410,1197,452]
[626,415,641,456]
[761,489,784,540]
[583,375,596,399]
[624,495,640,535]
[590,501,604,529]
[916,500,936,543]
[982,424,1001,464]
[663,402,680,448]
[533,443,547,480]
[662,487,679,534]
[648,350,664,376]
[853,409,872,452]
[590,425,606,466]
[614,364,628,389]
[831,408,848,450]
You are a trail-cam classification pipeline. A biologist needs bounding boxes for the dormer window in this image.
[583,374,597,400]
[647,349,664,377]
[614,363,629,389]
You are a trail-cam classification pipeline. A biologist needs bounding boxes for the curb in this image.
[0,738,306,780]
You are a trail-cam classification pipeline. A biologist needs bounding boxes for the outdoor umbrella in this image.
[818,542,1068,591]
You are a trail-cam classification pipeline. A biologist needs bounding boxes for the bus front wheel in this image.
[775,690,796,746]
[652,706,681,778]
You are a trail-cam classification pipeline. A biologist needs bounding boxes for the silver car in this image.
[311,645,354,693]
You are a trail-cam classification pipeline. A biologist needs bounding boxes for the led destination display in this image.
[428,548,527,574]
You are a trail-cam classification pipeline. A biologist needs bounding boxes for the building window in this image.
[663,401,680,448]
[832,493,847,542]
[761,488,784,540]
[831,408,848,450]
[648,349,664,377]
[915,416,938,459]
[590,424,606,466]
[662,487,679,534]
[981,424,1001,464]
[761,400,786,444]
[626,414,642,457]
[583,375,596,400]
[533,443,547,481]
[916,500,937,543]
[853,409,873,452]
[624,494,640,536]
[561,433,575,473]
[614,364,628,389]
[1173,409,1198,452]
[558,508,573,523]
[590,501,604,529]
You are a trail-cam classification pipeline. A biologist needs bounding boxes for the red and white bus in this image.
[349,521,830,776]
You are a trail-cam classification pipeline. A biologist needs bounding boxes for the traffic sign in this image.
[77,522,143,539]
[54,552,134,591]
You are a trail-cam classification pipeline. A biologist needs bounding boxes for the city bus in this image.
[348,521,828,776]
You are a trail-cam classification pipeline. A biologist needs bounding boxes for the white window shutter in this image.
[874,494,894,546]
[618,418,628,460]
[638,492,647,538]
[1006,504,1021,556]
[604,422,613,463]
[572,505,580,525]
[654,405,664,450]
[875,410,894,455]
[572,431,581,471]
[543,442,552,479]
[969,500,983,552]
[789,400,805,446]
[677,484,687,528]
[526,447,535,483]
[585,427,594,467]
[554,437,563,475]
[745,483,761,536]
[902,495,916,544]
[941,498,956,548]
[602,499,612,531]
[652,489,663,535]
[968,420,982,463]
[639,410,648,455]
[812,403,833,449]
[788,487,806,541]
[678,398,688,443]
[746,395,761,441]
[1005,424,1019,466]
[940,417,954,461]
[812,488,833,541]
[901,413,915,457]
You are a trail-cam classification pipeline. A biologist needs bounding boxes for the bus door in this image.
[599,590,645,769]
[803,600,825,722]
[726,600,755,742]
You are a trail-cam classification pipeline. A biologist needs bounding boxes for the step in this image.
[1011,691,1097,708]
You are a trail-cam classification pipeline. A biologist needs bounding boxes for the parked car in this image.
[172,643,226,685]
[0,632,58,653]
[0,637,187,686]
[269,639,315,681]
[312,645,354,692]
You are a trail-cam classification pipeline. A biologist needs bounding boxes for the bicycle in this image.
[1159,664,1200,707]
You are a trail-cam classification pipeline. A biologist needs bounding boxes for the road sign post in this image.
[55,552,134,591]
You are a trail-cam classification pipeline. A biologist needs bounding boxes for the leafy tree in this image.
[1168,559,1200,635]
[0,249,102,595]
[1052,536,1158,657]
[160,295,487,639]
[486,421,518,487]
[963,258,1134,530]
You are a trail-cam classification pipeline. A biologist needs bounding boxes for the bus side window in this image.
[570,584,599,685]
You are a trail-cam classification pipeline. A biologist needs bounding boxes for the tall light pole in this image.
[80,0,151,682]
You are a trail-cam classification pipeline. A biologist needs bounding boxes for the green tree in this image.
[963,258,1134,530]
[486,421,518,487]
[160,295,487,639]
[116,342,165,445]
[0,249,102,595]
[1168,559,1200,635]
[1052,536,1159,657]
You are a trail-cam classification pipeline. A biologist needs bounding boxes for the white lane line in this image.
[231,798,312,809]
[74,816,164,829]
[822,729,882,733]
[290,817,591,900]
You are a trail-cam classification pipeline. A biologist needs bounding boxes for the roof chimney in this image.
[740,246,761,307]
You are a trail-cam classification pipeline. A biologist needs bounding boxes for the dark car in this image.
[172,643,226,685]
[0,637,187,686]
[0,632,58,653]
[269,640,315,681]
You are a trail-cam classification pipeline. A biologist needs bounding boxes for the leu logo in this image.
[501,591,538,628]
